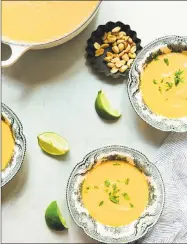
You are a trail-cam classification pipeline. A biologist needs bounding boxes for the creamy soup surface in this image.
[2,1,99,43]
[82,160,149,226]
[140,52,187,118]
[2,120,14,171]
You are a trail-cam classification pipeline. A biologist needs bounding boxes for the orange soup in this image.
[141,52,187,118]
[2,120,14,171]
[82,160,149,226]
[2,1,99,43]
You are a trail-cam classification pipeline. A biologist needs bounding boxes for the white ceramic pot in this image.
[2,1,101,68]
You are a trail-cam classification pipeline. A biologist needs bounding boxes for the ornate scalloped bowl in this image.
[128,35,187,132]
[1,103,26,187]
[66,145,165,243]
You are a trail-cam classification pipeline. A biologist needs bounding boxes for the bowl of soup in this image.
[2,0,101,67]
[66,145,165,243]
[1,103,26,187]
[128,35,187,132]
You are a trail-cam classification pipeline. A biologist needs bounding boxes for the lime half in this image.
[45,201,68,231]
[95,90,121,120]
[38,132,69,156]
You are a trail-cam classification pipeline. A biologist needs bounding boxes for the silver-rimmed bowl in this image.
[128,35,187,132]
[1,103,26,187]
[66,145,165,243]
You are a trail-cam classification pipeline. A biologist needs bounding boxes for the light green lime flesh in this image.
[38,132,69,156]
[95,90,121,120]
[45,201,68,231]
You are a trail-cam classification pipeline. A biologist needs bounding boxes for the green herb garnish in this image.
[164,58,169,66]
[112,183,117,190]
[166,82,173,91]
[112,183,120,195]
[99,201,104,206]
[122,192,130,200]
[104,180,110,187]
[159,86,162,93]
[167,82,173,88]
[152,53,159,61]
[86,186,90,190]
[109,195,119,204]
[129,203,134,208]
[174,69,184,86]
[153,79,158,84]
[125,178,130,185]
[117,178,130,185]
[113,163,121,166]
[114,188,120,195]
[161,79,164,83]
[94,186,99,189]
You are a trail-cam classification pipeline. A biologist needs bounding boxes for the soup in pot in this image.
[2,1,99,43]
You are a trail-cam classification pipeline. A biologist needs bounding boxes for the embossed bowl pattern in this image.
[1,103,26,187]
[128,35,187,132]
[66,145,165,243]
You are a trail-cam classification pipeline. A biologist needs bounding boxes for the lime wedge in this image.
[95,90,121,120]
[45,201,68,231]
[37,132,69,156]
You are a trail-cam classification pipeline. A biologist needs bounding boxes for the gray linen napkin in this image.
[140,133,187,243]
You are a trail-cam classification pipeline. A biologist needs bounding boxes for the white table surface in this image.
[2,1,187,243]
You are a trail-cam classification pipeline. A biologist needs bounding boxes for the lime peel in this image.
[95,90,121,120]
[45,201,68,231]
[38,132,69,156]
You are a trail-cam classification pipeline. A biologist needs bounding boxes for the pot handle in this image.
[2,43,30,68]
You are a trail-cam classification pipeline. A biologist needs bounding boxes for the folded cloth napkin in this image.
[140,133,187,243]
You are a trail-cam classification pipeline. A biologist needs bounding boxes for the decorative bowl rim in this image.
[66,145,165,243]
[128,35,187,132]
[1,103,26,187]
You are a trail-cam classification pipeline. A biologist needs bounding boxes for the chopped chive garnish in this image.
[99,201,104,206]
[129,203,134,208]
[104,180,110,187]
[152,53,159,61]
[125,178,130,185]
[86,186,90,190]
[112,183,117,190]
[94,186,99,189]
[113,188,120,195]
[164,58,169,66]
[161,79,164,83]
[166,82,173,91]
[166,82,173,88]
[174,69,184,86]
[159,86,162,93]
[109,195,119,204]
[122,192,130,200]
[153,79,158,84]
[113,163,121,166]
